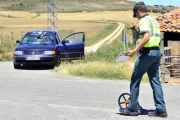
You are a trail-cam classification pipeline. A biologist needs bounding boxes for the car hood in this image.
[15,44,56,51]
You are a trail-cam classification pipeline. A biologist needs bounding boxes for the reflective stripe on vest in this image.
[139,16,161,47]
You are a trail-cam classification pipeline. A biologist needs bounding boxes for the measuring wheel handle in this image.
[118,93,143,109]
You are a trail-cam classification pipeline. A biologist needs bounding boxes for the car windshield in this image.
[21,32,55,45]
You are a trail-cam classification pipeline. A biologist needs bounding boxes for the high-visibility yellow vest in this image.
[139,14,161,47]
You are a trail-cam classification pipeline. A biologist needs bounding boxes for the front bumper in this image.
[13,55,57,65]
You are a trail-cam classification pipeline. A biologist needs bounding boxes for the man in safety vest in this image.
[119,2,168,117]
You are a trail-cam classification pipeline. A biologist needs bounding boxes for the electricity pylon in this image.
[47,0,58,31]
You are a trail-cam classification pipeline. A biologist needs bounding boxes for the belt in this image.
[143,47,159,50]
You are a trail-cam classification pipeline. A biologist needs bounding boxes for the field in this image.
[0,10,160,81]
[0,10,161,37]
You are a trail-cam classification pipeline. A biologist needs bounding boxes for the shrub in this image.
[147,9,151,12]
[160,10,166,14]
[152,9,158,13]
[19,3,24,6]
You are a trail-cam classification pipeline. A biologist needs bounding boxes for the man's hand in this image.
[127,50,137,57]
[127,32,150,57]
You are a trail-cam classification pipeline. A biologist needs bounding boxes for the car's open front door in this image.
[59,32,85,60]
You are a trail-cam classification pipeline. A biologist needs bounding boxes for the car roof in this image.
[26,30,57,36]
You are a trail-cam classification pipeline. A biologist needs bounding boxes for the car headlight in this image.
[14,51,23,55]
[44,51,55,55]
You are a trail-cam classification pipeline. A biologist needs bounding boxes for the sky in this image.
[128,0,180,7]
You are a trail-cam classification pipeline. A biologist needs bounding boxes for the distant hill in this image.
[0,0,177,13]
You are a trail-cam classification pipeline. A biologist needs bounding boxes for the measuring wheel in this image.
[118,93,143,109]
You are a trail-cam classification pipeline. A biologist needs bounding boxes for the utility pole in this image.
[47,0,58,31]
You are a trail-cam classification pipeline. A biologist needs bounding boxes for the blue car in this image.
[13,30,85,69]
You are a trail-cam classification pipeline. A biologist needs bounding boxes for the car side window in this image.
[64,33,84,43]
[56,33,62,43]
[57,33,62,41]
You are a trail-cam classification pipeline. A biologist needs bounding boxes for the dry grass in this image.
[0,10,160,24]
[54,11,160,24]
[0,15,109,40]
[0,10,160,37]
[54,60,149,81]
[35,11,139,24]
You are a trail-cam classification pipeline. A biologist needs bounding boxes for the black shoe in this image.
[119,108,139,116]
[148,111,168,118]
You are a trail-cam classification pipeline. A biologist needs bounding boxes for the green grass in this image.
[85,24,136,62]
[0,27,6,30]
[0,14,21,18]
[5,4,34,11]
[85,22,118,46]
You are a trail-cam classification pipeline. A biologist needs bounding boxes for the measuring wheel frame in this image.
[118,93,143,109]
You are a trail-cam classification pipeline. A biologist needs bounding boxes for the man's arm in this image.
[127,32,150,57]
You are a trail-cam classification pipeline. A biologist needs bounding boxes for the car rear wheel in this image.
[14,63,21,69]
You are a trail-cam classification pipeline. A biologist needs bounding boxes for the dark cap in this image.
[133,2,147,17]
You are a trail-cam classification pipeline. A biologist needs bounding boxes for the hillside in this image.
[0,0,135,13]
[0,0,176,13]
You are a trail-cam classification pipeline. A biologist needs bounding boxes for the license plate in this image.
[26,56,40,60]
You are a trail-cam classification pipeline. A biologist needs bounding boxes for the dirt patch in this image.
[115,1,129,5]
[91,4,103,9]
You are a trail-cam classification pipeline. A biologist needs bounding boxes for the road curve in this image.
[85,23,124,53]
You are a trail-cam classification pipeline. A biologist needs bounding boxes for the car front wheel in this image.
[14,63,21,69]
[56,54,60,67]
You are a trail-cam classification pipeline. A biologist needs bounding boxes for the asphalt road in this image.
[0,62,180,120]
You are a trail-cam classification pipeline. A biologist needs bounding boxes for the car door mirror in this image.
[16,40,21,43]
[62,40,71,45]
[62,40,66,46]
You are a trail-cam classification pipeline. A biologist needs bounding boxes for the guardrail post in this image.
[122,29,126,53]
[126,34,129,51]
[0,37,1,57]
